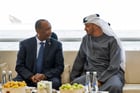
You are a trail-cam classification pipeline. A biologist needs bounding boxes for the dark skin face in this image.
[36,20,52,41]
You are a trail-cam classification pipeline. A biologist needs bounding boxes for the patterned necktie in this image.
[36,42,44,73]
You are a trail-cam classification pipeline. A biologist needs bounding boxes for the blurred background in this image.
[0,0,140,51]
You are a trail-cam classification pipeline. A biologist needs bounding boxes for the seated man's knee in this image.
[51,78,61,90]
[71,75,86,85]
[109,84,122,92]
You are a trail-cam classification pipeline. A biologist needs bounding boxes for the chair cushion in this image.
[123,84,140,93]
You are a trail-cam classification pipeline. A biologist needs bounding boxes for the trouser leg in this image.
[49,77,61,90]
[99,73,124,93]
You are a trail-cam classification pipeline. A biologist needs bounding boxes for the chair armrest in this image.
[61,64,71,84]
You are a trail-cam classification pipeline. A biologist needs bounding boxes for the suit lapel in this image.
[32,37,37,60]
[44,39,51,56]
[31,37,37,72]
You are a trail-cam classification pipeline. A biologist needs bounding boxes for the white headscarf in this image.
[83,14,125,71]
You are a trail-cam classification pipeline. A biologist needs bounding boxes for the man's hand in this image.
[30,75,37,83]
[30,74,46,83]
[98,81,102,87]
[34,73,46,82]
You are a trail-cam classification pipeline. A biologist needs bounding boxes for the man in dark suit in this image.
[14,19,64,90]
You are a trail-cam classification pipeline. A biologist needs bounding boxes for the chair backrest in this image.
[0,51,18,82]
[125,51,140,83]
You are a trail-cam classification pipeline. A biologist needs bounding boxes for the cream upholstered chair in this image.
[123,51,140,93]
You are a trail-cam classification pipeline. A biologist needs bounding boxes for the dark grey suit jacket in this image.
[14,36,64,86]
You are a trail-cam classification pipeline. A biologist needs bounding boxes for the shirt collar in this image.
[36,36,46,44]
